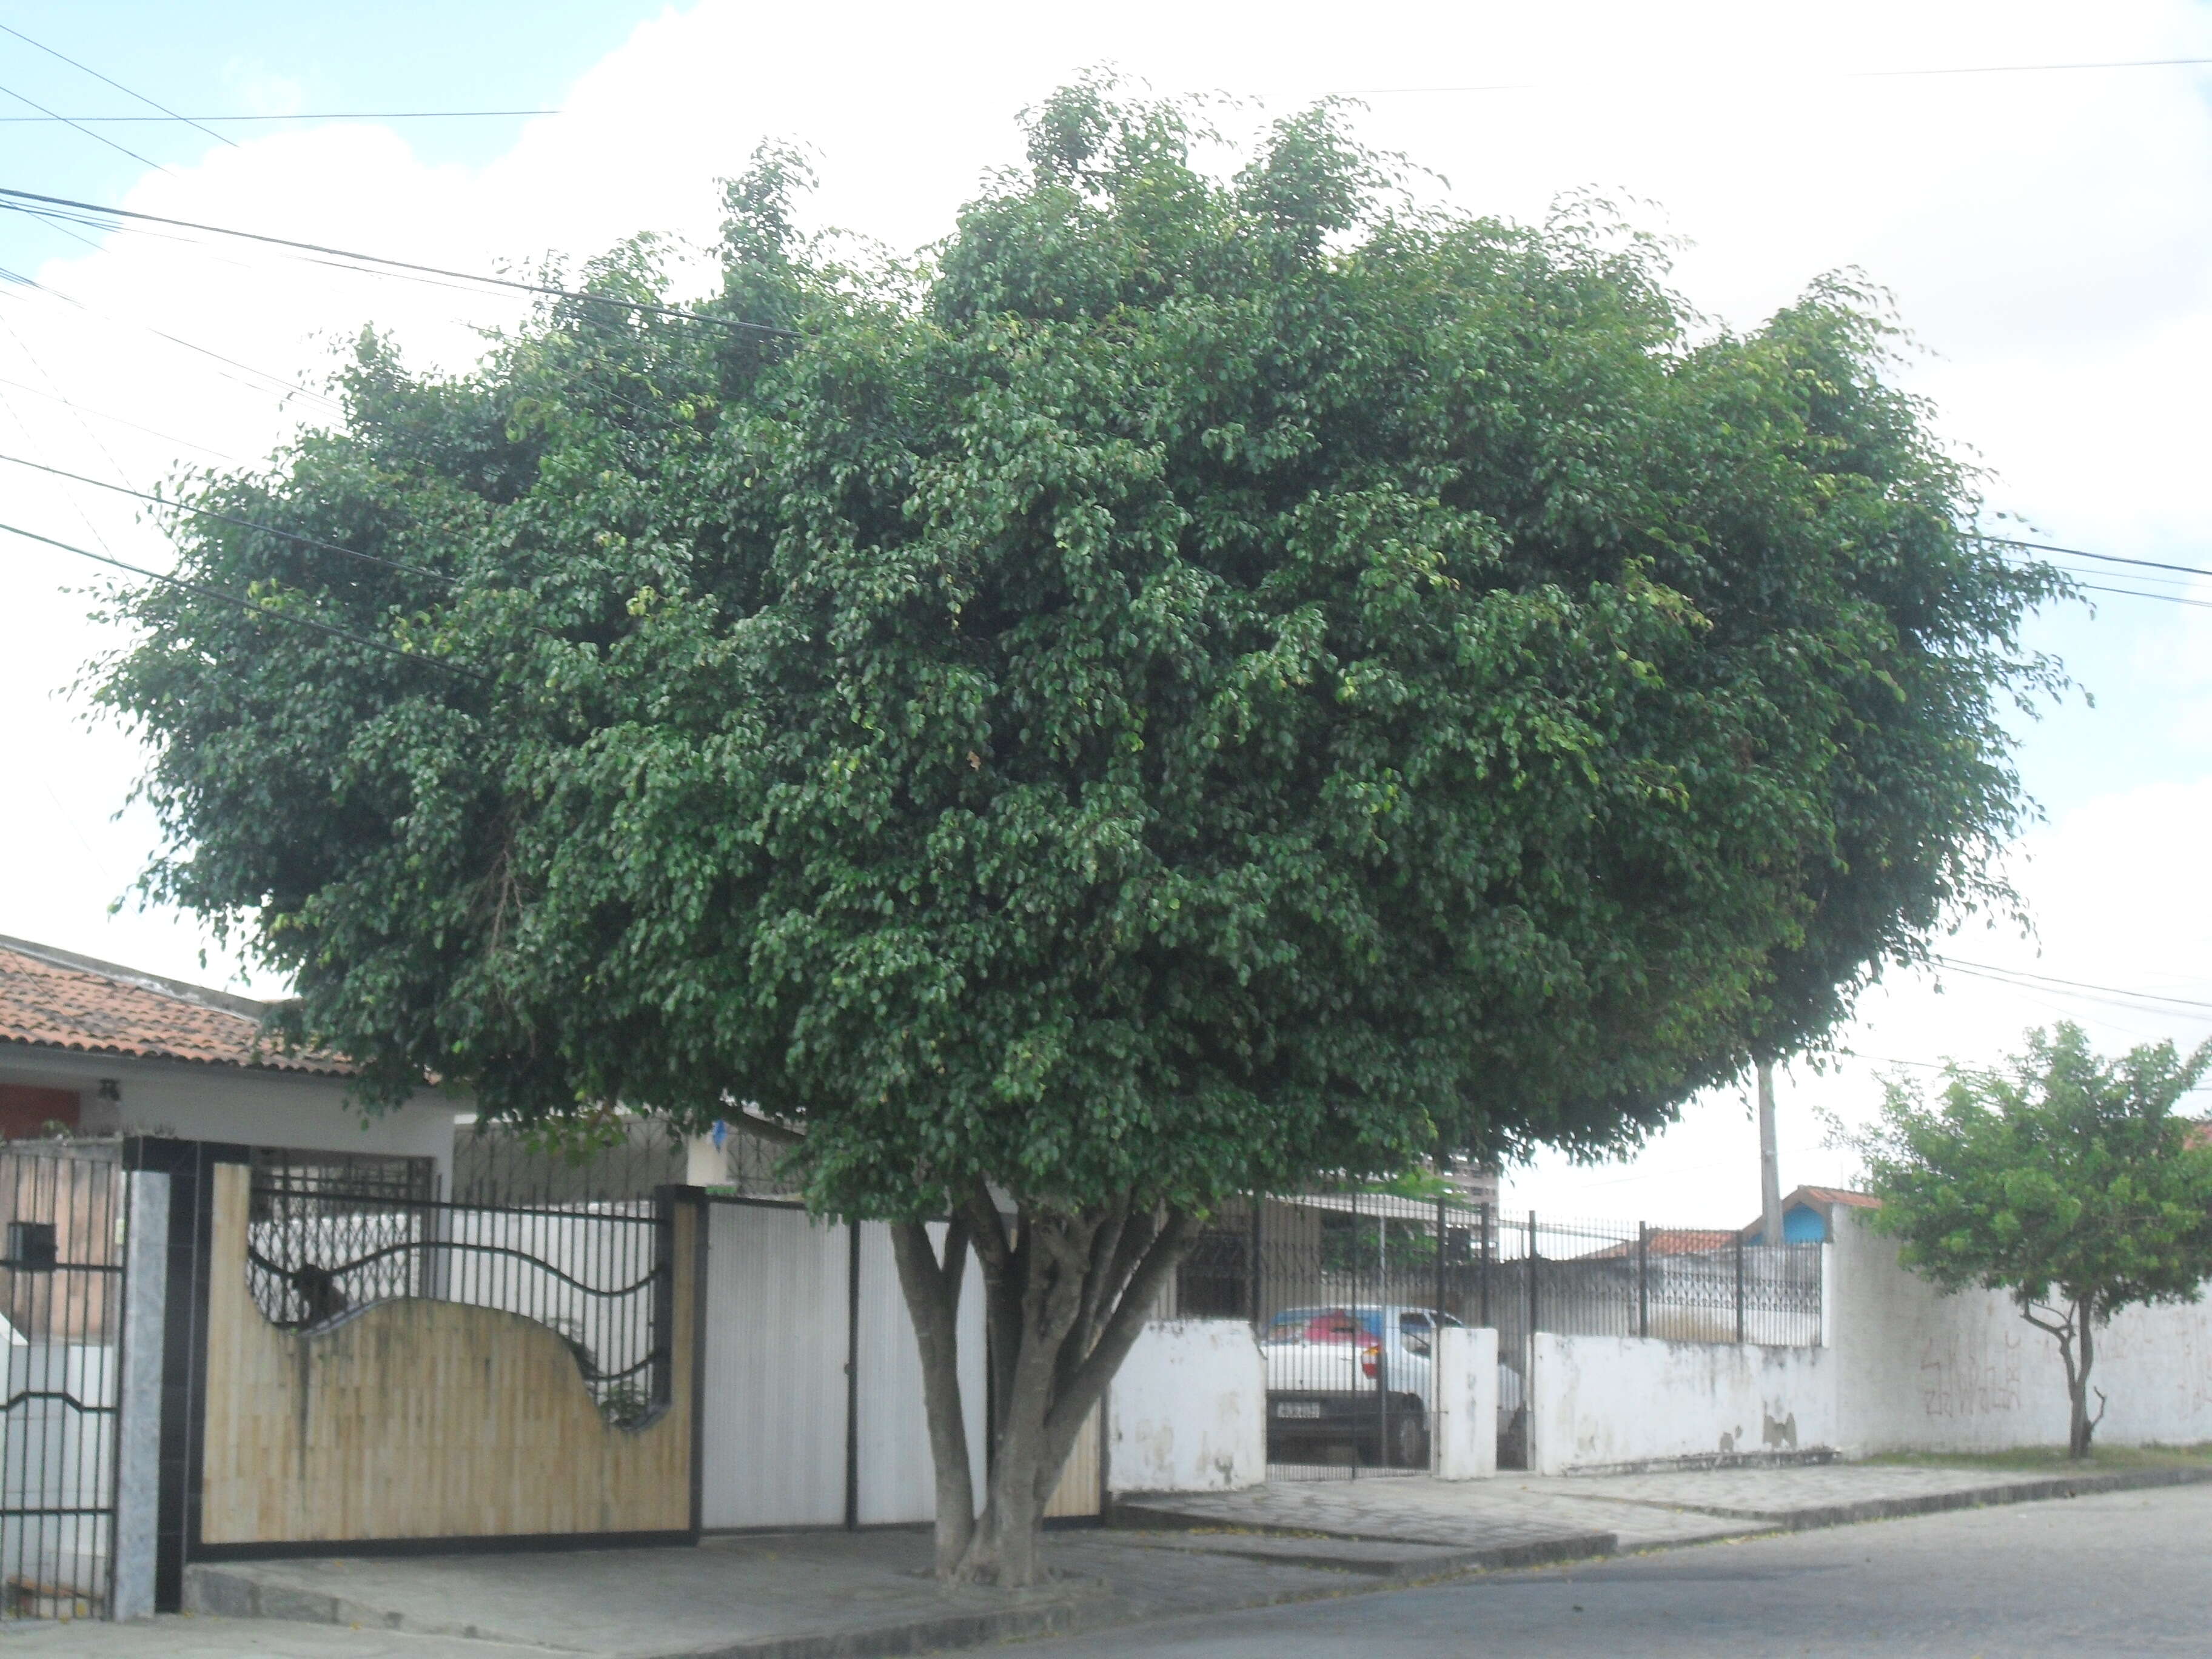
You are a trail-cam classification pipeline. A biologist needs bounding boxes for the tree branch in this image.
[1043,1209,1192,1452]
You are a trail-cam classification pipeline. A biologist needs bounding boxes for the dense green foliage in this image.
[102,88,2055,1225]
[1857,1022,2212,1453]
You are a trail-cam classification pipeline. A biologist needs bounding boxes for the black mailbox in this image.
[4,1221,58,1272]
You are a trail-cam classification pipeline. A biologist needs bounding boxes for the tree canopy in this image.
[99,85,2060,1577]
[1856,1022,2212,1455]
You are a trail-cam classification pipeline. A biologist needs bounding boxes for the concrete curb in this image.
[1110,1498,1618,1574]
[184,1564,1104,1659]
[1723,1463,2212,1532]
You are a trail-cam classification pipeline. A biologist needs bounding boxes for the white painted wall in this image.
[1521,1213,2212,1473]
[1826,1210,2212,1455]
[1107,1319,1265,1494]
[11,1048,458,1190]
[1530,1332,1837,1476]
[1432,1326,1498,1480]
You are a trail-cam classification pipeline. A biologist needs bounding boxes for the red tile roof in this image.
[2185,1121,2211,1152]
[1792,1185,1882,1210]
[1576,1227,1740,1259]
[0,937,350,1076]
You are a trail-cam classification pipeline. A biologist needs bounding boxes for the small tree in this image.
[1857,1023,2212,1456]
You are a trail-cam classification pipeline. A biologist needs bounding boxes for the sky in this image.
[1,1,2208,1224]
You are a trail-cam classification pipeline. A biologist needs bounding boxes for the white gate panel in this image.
[700,1202,849,1529]
[853,1222,986,1524]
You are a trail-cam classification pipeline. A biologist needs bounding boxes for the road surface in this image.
[1020,1481,2212,1657]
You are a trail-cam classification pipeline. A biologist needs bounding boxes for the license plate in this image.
[1274,1400,1323,1420]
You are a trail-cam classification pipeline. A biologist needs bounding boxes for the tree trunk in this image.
[886,1220,975,1576]
[888,1189,1193,1587]
[2069,1299,2100,1460]
[2028,1295,2102,1461]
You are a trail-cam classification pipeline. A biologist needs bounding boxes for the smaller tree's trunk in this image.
[2069,1300,2099,1460]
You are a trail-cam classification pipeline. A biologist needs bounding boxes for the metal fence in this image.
[246,1175,675,1425]
[0,1142,125,1620]
[1180,1191,1826,1479]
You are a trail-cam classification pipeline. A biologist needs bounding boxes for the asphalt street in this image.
[1015,1483,2212,1658]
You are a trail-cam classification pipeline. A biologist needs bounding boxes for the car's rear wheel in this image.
[1378,1401,1429,1469]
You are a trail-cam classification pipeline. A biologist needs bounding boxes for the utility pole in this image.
[1757,1059,1783,1247]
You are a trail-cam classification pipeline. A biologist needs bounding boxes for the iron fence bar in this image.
[1433,1187,1446,1333]
[1637,1222,1649,1339]
[1526,1212,1538,1339]
[1479,1202,1492,1329]
[1248,1192,1262,1327]
[1734,1232,1746,1344]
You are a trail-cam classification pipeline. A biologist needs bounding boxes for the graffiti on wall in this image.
[1919,1327,2023,1419]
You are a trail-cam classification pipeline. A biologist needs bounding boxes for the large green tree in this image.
[1855,1023,2212,1457]
[99,88,2058,1581]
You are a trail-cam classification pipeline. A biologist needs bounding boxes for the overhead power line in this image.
[1931,955,2212,1014]
[0,20,235,147]
[0,371,235,459]
[0,185,802,340]
[1340,55,2212,95]
[0,79,167,172]
[0,109,557,124]
[1976,533,2212,581]
[1851,55,2212,79]
[2071,580,2212,612]
[0,518,491,682]
[0,450,461,589]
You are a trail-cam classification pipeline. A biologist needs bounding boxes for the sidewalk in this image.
[10,1459,2208,1659]
[1118,1458,2212,1550]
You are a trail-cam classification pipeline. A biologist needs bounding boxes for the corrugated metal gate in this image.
[0,1144,126,1620]
[699,1199,995,1529]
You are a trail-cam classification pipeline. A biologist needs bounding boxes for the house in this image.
[1741,1184,1880,1245]
[0,934,460,1183]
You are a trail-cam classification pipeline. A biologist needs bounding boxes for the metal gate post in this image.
[1479,1203,1492,1329]
[1526,1213,1540,1475]
[1526,1212,1539,1342]
[1247,1193,1262,1329]
[113,1169,170,1621]
[1433,1188,1447,1327]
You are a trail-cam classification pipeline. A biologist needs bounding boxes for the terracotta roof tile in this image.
[0,937,350,1076]
[1577,1227,1739,1259]
[1794,1185,1882,1210]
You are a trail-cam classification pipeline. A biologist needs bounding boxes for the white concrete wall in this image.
[1827,1210,2212,1455]
[1107,1319,1265,1494]
[1530,1332,1837,1476]
[1432,1326,1498,1480]
[10,1048,458,1190]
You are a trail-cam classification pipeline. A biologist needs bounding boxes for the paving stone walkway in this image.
[1119,1458,2212,1553]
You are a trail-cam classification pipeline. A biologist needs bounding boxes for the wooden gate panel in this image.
[198,1163,693,1546]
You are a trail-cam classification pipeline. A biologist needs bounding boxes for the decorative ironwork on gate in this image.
[245,1177,674,1425]
[0,1142,126,1621]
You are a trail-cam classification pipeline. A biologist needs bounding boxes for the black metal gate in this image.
[0,1144,126,1619]
[1179,1188,1487,1482]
